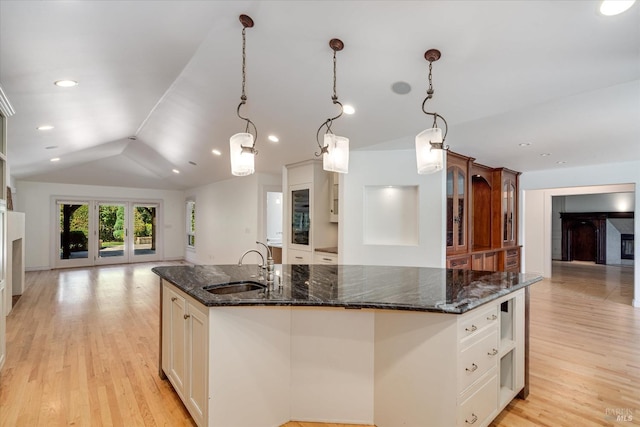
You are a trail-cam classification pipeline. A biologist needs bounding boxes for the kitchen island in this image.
[153,264,542,427]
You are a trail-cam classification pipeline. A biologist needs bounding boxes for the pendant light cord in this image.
[316,46,344,156]
[421,60,448,143]
[237,25,258,149]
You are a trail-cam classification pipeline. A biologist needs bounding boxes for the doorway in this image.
[55,199,161,268]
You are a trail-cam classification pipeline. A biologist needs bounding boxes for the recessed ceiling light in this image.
[343,104,355,115]
[518,142,531,147]
[45,145,58,150]
[54,80,78,87]
[600,0,636,16]
[556,161,567,164]
[37,125,54,131]
[50,157,60,162]
[172,169,180,174]
[211,149,222,156]
[540,153,552,157]
[268,135,279,143]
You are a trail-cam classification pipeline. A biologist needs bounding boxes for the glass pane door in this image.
[97,203,127,264]
[132,204,159,261]
[291,187,310,246]
[57,201,92,268]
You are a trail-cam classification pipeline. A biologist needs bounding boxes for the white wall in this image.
[340,150,445,267]
[520,160,639,307]
[562,192,635,212]
[184,173,280,265]
[15,181,185,270]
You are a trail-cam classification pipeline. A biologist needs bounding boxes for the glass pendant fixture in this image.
[315,38,349,174]
[230,14,258,177]
[416,49,448,175]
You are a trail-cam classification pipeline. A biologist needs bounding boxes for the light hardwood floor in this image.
[1,261,638,426]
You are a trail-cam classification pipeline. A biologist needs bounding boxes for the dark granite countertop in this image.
[152,264,542,314]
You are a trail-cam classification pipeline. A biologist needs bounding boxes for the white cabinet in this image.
[285,160,338,264]
[162,281,208,426]
[374,288,525,427]
[455,290,525,427]
[314,251,337,265]
[289,248,312,264]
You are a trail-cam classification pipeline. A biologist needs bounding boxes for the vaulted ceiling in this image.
[1,1,638,190]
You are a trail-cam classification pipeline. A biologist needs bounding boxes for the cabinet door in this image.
[186,302,208,426]
[166,287,187,396]
[290,185,311,248]
[447,156,469,254]
[502,179,516,246]
[329,172,339,223]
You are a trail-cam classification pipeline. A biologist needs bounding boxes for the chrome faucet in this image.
[237,249,265,279]
[256,241,275,287]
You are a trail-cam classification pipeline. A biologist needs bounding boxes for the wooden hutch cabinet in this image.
[446,152,521,273]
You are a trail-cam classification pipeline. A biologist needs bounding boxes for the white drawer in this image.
[458,305,499,344]
[314,252,337,265]
[288,248,312,264]
[458,329,499,393]
[458,370,498,427]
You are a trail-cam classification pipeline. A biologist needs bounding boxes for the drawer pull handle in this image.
[323,258,332,261]
[171,297,177,302]
[465,325,477,333]
[465,413,478,424]
[295,256,303,259]
[487,314,497,321]
[488,348,498,356]
[465,363,478,372]
[183,314,190,320]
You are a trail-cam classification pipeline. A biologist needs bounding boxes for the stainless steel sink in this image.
[203,281,266,295]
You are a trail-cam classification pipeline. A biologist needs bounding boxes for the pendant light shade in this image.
[230,14,258,177]
[230,132,255,176]
[315,38,349,174]
[323,134,349,173]
[416,127,444,174]
[416,49,449,175]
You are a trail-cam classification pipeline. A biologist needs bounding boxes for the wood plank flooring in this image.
[1,261,637,426]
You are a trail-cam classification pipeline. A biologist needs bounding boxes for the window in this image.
[186,200,196,248]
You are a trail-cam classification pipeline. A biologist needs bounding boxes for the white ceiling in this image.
[1,0,638,190]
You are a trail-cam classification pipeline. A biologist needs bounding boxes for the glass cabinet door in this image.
[446,170,454,247]
[457,170,466,247]
[502,179,516,245]
[291,188,310,246]
[446,159,468,253]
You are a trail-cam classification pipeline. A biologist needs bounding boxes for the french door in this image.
[56,199,160,268]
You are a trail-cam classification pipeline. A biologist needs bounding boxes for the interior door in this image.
[571,223,597,262]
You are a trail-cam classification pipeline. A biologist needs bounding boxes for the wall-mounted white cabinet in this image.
[284,160,337,264]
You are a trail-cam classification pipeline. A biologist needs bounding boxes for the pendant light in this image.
[416,49,448,175]
[230,14,258,177]
[315,38,349,174]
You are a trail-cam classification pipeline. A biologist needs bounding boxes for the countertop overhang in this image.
[152,264,542,314]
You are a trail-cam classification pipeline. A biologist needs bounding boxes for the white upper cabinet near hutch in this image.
[284,160,338,264]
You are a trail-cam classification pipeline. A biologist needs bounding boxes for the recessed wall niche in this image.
[363,185,418,246]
